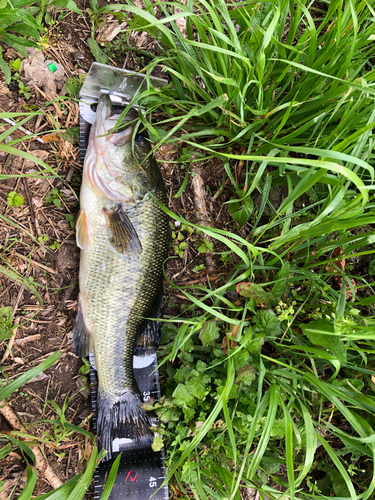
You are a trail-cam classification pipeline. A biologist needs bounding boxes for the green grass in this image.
[0,337,117,498]
[112,0,375,498]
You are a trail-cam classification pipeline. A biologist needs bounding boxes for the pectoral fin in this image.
[104,204,142,255]
[76,210,89,249]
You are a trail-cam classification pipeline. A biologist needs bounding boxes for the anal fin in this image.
[134,297,163,357]
[103,204,142,255]
[73,299,92,357]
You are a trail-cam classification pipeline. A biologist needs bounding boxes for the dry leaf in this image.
[97,20,128,44]
[221,333,237,355]
[32,196,43,208]
[80,437,94,462]
[24,150,49,169]
[27,372,48,384]
[326,246,345,274]
[41,132,62,143]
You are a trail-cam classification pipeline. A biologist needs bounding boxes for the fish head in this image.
[101,96,154,176]
[93,94,137,172]
[86,95,158,201]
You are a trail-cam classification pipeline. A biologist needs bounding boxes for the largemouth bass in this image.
[73,95,169,459]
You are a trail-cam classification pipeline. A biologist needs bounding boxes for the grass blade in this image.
[246,385,279,480]
[100,453,121,500]
[0,351,61,402]
[315,432,356,500]
[33,475,81,500]
[67,446,98,500]
[18,466,37,500]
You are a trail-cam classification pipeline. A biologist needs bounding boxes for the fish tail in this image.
[96,391,155,461]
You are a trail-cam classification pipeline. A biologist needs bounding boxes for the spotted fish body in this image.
[74,95,169,459]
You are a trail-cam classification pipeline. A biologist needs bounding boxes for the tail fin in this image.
[97,390,156,461]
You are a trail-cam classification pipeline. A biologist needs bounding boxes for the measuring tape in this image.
[90,349,168,500]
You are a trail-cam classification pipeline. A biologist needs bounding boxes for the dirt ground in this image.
[0,5,241,497]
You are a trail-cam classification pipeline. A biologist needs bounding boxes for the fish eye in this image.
[135,133,147,146]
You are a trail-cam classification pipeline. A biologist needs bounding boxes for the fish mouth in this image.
[95,94,112,137]
[107,123,133,145]
[95,94,136,145]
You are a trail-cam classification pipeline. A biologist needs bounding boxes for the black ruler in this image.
[90,351,168,500]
